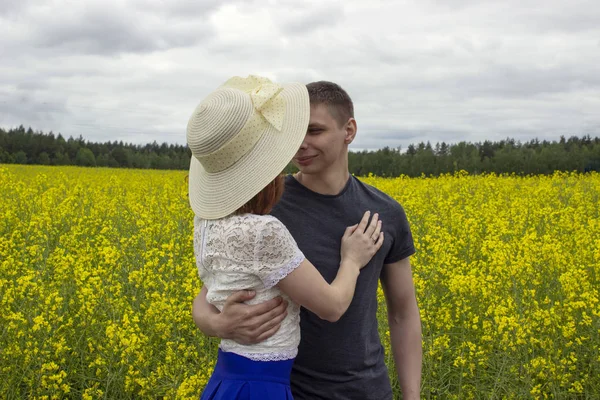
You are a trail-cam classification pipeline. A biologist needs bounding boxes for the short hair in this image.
[233,174,285,216]
[306,81,354,127]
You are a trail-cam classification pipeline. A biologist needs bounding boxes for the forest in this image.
[1,125,599,176]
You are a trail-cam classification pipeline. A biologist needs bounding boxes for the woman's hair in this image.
[233,174,285,216]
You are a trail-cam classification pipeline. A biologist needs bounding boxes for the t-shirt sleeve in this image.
[385,203,416,264]
[254,217,306,289]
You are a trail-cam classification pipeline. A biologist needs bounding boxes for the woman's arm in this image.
[277,258,360,322]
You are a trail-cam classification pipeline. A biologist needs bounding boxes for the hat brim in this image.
[188,82,309,219]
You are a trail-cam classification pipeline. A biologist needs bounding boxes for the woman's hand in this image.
[340,211,384,269]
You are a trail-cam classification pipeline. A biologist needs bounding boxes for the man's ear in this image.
[344,118,357,144]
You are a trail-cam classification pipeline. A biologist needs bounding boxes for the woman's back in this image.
[194,214,304,361]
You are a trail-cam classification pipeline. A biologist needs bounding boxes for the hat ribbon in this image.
[221,75,286,132]
[197,78,286,173]
[249,83,285,131]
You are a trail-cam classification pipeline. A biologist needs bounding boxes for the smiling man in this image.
[192,81,422,400]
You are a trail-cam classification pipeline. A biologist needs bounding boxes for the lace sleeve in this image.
[254,217,305,289]
[192,216,208,282]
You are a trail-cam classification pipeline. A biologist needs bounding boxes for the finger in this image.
[246,296,284,317]
[371,220,382,240]
[225,289,256,305]
[374,232,384,250]
[356,211,371,234]
[233,337,254,346]
[365,213,379,237]
[254,322,283,343]
[251,306,288,336]
[343,224,357,238]
[247,298,287,327]
[243,308,287,344]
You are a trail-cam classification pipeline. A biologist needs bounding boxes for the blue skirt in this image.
[200,349,294,400]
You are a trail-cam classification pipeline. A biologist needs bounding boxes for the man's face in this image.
[293,104,354,174]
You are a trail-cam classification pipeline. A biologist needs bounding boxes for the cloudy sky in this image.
[1,0,599,150]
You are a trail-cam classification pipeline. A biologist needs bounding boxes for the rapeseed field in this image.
[1,165,598,399]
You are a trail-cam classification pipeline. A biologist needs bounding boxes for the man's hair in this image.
[306,81,354,128]
[233,174,285,216]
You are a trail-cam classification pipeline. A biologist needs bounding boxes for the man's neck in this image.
[295,167,350,196]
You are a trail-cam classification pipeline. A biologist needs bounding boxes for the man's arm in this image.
[380,257,422,400]
[191,286,288,345]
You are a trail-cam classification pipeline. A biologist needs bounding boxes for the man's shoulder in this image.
[352,176,405,210]
[351,177,413,235]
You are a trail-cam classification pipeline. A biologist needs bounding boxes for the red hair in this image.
[234,175,285,216]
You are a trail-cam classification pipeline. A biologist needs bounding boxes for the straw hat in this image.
[187,75,309,219]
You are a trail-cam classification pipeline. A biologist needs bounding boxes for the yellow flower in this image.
[2,165,599,398]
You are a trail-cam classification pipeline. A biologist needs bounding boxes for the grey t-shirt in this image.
[270,174,416,400]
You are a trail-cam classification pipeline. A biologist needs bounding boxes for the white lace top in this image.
[193,213,305,361]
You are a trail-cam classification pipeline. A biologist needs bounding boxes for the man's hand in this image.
[192,287,288,345]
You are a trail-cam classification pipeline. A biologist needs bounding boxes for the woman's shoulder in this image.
[231,214,293,244]
[227,213,286,227]
[199,213,288,239]
[196,213,276,224]
[224,213,282,227]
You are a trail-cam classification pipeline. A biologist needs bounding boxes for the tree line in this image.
[1,125,599,176]
[0,126,190,170]
[345,136,600,176]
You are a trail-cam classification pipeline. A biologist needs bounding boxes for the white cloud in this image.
[0,0,599,150]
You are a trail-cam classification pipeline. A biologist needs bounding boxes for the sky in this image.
[1,0,599,150]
